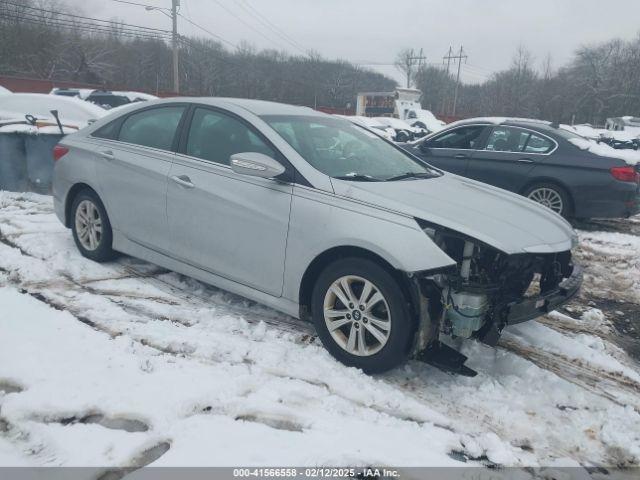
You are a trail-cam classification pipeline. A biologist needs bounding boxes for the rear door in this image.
[90,105,186,253]
[413,125,488,176]
[166,106,293,297]
[466,126,556,192]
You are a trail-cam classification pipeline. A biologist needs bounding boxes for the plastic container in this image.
[0,132,28,192]
[24,132,64,194]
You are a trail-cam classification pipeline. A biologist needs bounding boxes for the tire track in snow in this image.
[498,338,640,412]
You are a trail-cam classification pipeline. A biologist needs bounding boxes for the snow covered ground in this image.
[1,192,639,474]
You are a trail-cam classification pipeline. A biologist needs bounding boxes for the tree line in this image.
[415,38,640,125]
[0,0,395,109]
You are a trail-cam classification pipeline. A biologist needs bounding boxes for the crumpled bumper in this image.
[506,264,583,325]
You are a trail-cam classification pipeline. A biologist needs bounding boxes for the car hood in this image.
[332,173,577,254]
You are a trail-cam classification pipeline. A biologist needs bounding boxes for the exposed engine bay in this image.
[413,220,580,354]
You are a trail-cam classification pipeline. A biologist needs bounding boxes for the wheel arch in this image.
[298,245,417,322]
[64,183,99,228]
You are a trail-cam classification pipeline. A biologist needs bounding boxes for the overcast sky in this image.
[71,0,640,85]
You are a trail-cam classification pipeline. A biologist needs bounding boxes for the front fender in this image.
[282,187,456,302]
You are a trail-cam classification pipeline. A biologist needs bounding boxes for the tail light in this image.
[610,165,640,183]
[53,144,69,162]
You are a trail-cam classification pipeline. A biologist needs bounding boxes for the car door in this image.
[466,126,556,192]
[166,106,293,297]
[90,104,186,253]
[413,125,489,176]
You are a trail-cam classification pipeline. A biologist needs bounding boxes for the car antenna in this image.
[50,110,65,135]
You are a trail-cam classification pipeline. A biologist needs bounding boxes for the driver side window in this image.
[425,125,486,150]
[186,108,276,165]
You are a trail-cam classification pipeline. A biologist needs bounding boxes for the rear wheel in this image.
[71,189,116,262]
[311,258,414,373]
[524,183,571,217]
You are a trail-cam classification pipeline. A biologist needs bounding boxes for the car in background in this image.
[407,118,640,218]
[373,116,427,142]
[0,93,105,127]
[405,108,446,134]
[51,88,158,110]
[337,115,397,140]
[52,98,581,373]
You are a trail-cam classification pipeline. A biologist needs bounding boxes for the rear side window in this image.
[118,106,185,151]
[186,108,276,165]
[485,126,529,152]
[426,125,486,149]
[524,132,554,153]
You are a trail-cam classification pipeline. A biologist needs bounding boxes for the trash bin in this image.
[24,132,64,194]
[0,132,28,192]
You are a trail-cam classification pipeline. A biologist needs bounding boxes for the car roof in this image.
[451,116,555,129]
[155,97,323,117]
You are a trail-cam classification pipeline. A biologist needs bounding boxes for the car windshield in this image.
[261,115,439,181]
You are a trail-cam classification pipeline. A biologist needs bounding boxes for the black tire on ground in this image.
[523,182,572,218]
[311,257,414,374]
[70,189,117,262]
[395,130,410,143]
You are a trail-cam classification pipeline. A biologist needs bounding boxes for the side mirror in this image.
[230,152,285,179]
[419,141,430,153]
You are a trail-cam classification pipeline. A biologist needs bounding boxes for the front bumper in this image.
[506,264,583,325]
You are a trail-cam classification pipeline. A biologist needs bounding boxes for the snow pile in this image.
[410,109,446,133]
[0,85,11,95]
[1,192,640,468]
[0,93,105,129]
[568,137,640,165]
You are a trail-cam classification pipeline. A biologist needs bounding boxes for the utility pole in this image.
[171,0,180,94]
[405,48,427,88]
[441,46,453,115]
[447,46,467,116]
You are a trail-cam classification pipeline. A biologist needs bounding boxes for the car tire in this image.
[71,189,117,262]
[311,257,414,374]
[395,130,410,143]
[524,182,572,218]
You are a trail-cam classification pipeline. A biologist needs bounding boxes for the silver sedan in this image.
[52,98,581,373]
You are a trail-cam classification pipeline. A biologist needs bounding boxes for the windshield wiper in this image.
[385,171,439,181]
[334,174,380,182]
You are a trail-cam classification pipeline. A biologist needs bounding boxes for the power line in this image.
[1,0,172,34]
[233,0,308,56]
[0,11,172,40]
[177,13,239,50]
[109,0,168,9]
[209,0,291,52]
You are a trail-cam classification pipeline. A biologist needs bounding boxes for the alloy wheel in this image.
[75,199,103,251]
[527,187,564,214]
[323,275,391,356]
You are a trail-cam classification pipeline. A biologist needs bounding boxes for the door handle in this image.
[454,153,467,159]
[517,158,535,164]
[170,175,195,188]
[100,150,115,160]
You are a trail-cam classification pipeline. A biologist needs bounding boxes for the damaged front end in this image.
[410,219,583,365]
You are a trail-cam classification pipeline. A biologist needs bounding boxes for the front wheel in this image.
[311,258,414,373]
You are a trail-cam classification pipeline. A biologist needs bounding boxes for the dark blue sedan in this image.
[408,118,640,218]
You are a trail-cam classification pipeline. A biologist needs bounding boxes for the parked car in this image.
[337,115,397,141]
[51,88,158,110]
[52,99,581,373]
[373,116,427,142]
[407,118,640,218]
[0,93,105,127]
